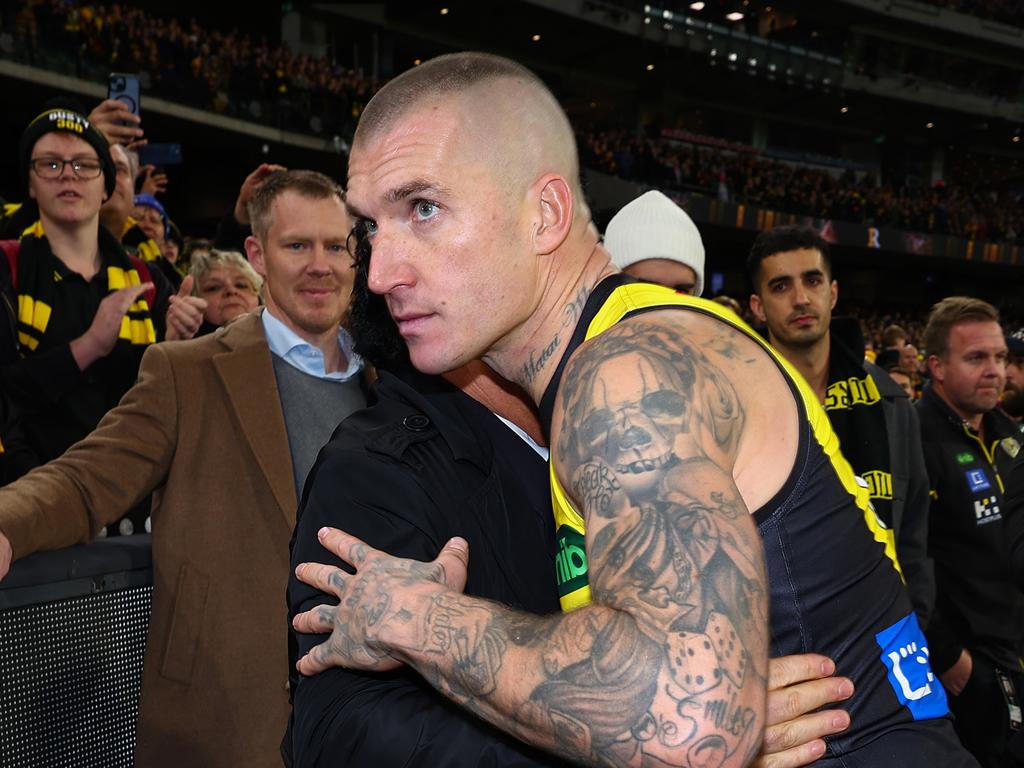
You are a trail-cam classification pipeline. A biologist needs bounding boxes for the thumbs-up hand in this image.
[165,275,209,341]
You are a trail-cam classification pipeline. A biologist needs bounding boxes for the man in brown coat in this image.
[0,170,363,767]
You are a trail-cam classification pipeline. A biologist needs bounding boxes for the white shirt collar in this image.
[261,308,362,382]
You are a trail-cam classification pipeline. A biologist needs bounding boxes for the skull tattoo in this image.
[571,347,695,501]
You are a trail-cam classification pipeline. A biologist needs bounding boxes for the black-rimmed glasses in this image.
[30,157,104,180]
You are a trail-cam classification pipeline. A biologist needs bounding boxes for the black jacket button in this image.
[403,414,431,432]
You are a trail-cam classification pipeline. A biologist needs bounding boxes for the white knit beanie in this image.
[603,190,706,297]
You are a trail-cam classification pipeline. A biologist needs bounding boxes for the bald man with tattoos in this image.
[290,53,976,767]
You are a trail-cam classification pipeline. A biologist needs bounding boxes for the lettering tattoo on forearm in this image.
[422,592,507,697]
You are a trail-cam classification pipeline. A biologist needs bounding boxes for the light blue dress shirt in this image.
[261,308,362,381]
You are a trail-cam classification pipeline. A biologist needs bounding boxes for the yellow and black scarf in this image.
[121,216,163,263]
[14,220,155,356]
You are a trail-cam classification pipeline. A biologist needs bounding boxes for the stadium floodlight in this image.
[726,11,744,21]
[690,1,706,9]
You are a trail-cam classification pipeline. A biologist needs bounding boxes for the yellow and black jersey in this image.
[537,274,972,764]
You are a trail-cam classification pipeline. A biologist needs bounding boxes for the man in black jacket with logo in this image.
[747,225,934,623]
[917,296,1024,768]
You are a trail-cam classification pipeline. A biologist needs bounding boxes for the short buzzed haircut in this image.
[355,53,549,144]
[747,225,832,291]
[353,52,585,210]
[247,169,344,241]
[922,296,999,359]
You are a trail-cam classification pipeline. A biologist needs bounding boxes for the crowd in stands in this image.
[581,127,1024,245]
[4,1,1023,246]
[4,0,380,138]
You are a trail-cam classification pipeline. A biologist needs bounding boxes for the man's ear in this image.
[928,354,944,384]
[532,174,573,256]
[830,279,838,311]
[245,235,267,277]
[749,293,766,324]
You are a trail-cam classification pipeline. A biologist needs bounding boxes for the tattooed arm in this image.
[295,318,770,767]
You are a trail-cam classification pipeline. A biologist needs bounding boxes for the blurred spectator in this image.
[166,248,261,340]
[901,342,922,372]
[98,142,137,243]
[712,294,744,318]
[164,219,183,265]
[133,192,182,290]
[0,104,171,485]
[882,323,909,351]
[180,235,212,269]
[885,364,917,400]
[603,190,705,295]
[1004,328,1024,419]
[193,248,259,322]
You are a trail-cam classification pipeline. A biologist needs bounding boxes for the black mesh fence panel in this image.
[0,585,152,767]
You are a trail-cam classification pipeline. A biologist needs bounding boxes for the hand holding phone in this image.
[89,99,143,148]
[96,72,144,147]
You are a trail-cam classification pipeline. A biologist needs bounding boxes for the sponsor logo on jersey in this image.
[554,525,589,599]
[876,613,948,721]
[966,468,992,493]
[974,495,1002,525]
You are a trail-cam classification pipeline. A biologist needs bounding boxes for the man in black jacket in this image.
[747,225,934,623]
[917,296,1024,768]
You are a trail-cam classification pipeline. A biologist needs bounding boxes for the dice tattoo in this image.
[666,611,746,695]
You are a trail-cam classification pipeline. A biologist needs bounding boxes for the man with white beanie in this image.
[603,189,706,295]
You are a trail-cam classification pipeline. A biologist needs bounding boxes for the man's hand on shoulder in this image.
[292,527,470,676]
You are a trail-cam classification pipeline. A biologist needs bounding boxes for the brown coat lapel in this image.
[211,313,297,526]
